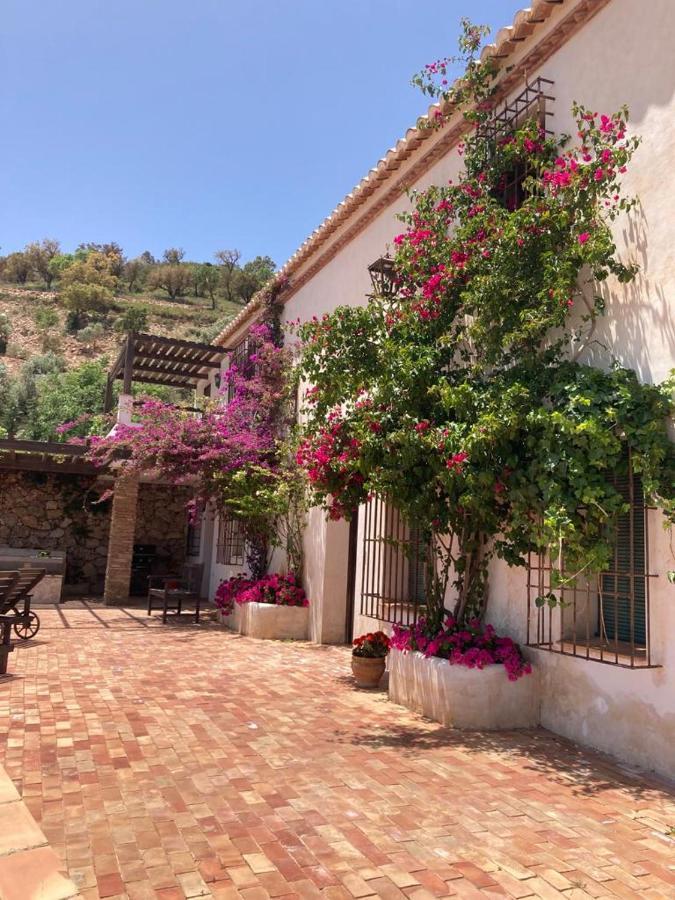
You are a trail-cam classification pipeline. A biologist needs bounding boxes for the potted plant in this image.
[351,631,390,688]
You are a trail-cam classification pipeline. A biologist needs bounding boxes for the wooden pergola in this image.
[104,332,228,411]
[0,439,99,475]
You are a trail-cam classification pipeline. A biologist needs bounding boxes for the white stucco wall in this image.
[210,0,675,776]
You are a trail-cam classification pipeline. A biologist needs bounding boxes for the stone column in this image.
[103,474,139,605]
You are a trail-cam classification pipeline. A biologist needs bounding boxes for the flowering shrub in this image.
[214,574,251,616]
[297,20,675,628]
[214,572,308,615]
[391,617,531,681]
[352,631,390,658]
[82,318,307,579]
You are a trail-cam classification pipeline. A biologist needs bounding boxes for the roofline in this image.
[216,0,612,347]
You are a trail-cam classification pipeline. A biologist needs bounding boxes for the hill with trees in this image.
[0,239,274,440]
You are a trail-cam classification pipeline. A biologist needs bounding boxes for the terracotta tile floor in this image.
[1,602,674,900]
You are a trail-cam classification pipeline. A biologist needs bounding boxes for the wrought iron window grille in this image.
[216,516,246,567]
[359,495,430,627]
[527,453,658,669]
[479,76,555,211]
[227,334,259,403]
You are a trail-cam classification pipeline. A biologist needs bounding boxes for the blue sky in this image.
[1,1,511,268]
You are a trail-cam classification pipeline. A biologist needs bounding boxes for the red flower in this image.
[446,451,468,472]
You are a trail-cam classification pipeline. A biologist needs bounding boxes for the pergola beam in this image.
[133,349,222,370]
[133,332,230,354]
[123,374,198,390]
[105,331,227,406]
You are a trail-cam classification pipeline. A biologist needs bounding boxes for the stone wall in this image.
[0,471,111,591]
[0,471,190,595]
[135,483,189,572]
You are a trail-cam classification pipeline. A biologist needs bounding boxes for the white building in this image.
[195,0,675,780]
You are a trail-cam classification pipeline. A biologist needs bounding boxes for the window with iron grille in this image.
[479,77,555,210]
[216,515,246,566]
[360,496,429,626]
[227,334,258,403]
[526,454,657,668]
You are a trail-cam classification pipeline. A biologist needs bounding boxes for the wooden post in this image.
[122,332,135,395]
[103,376,113,413]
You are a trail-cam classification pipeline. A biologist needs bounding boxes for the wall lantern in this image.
[368,255,398,299]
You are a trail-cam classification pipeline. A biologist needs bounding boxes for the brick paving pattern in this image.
[1,602,674,899]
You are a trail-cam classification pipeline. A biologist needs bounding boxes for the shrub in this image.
[75,323,106,346]
[64,309,81,334]
[34,306,59,330]
[3,342,25,359]
[390,616,532,681]
[61,282,114,318]
[214,572,308,616]
[41,332,63,354]
[113,304,148,333]
[0,314,10,351]
[26,360,109,441]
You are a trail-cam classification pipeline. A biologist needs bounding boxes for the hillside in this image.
[0,283,242,376]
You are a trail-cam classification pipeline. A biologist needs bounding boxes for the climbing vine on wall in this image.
[296,20,675,628]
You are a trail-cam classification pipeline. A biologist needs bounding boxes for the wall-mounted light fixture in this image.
[368,255,398,299]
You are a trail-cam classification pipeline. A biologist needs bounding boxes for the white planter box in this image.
[240,602,309,641]
[217,604,243,632]
[388,649,540,730]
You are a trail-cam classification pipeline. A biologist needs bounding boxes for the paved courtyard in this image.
[1,603,674,900]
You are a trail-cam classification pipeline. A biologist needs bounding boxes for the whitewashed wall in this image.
[210,0,675,777]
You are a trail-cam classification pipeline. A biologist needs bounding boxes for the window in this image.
[359,496,429,626]
[227,334,258,403]
[186,509,202,557]
[216,516,246,566]
[479,77,555,210]
[526,455,656,668]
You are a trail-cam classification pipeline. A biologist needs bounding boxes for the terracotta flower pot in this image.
[351,654,386,689]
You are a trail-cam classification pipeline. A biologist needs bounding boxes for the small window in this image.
[527,455,656,668]
[480,77,554,211]
[227,334,258,403]
[216,516,246,566]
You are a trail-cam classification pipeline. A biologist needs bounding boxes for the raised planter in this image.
[388,649,540,730]
[240,602,309,641]
[216,604,243,632]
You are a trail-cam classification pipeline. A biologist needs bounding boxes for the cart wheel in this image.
[13,612,40,640]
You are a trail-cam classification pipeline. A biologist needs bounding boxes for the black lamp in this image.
[368,255,398,299]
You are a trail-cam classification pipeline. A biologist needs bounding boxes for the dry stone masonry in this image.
[0,471,190,596]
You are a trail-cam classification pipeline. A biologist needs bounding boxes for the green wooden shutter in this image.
[600,471,646,646]
[407,523,427,603]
